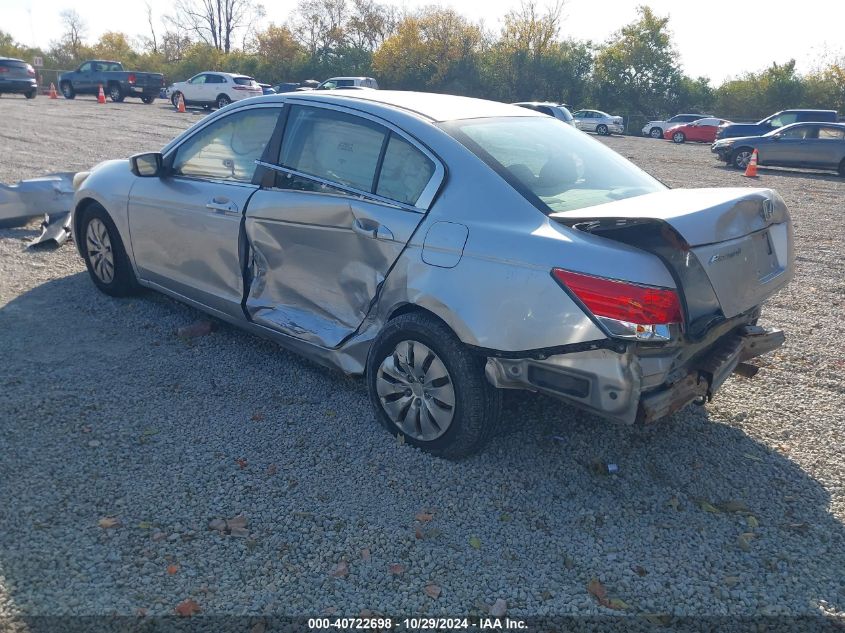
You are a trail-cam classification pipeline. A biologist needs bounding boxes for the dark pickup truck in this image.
[59,60,163,103]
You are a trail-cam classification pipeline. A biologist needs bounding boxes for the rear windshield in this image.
[443,116,664,214]
[0,60,28,69]
[233,76,256,86]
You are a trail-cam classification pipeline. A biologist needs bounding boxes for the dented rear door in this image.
[243,103,443,348]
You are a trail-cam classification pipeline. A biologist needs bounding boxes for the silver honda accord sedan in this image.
[72,91,793,458]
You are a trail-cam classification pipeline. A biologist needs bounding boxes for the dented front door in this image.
[244,189,423,348]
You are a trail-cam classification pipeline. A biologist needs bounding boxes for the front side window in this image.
[444,116,664,214]
[767,113,799,128]
[376,134,435,205]
[79,62,92,72]
[279,106,386,192]
[172,108,280,182]
[189,74,206,85]
[778,125,812,139]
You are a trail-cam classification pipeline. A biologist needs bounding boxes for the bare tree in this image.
[145,2,158,53]
[167,0,264,53]
[58,9,87,60]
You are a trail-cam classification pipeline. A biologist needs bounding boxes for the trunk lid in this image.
[550,187,793,322]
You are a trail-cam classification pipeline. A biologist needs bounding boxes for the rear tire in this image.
[838,159,845,178]
[366,313,501,459]
[80,204,140,297]
[672,131,686,144]
[141,96,155,104]
[649,127,662,138]
[596,124,609,136]
[108,83,125,102]
[60,82,75,99]
[25,89,36,99]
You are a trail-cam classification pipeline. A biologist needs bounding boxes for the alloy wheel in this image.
[376,340,455,441]
[734,150,752,169]
[86,218,115,284]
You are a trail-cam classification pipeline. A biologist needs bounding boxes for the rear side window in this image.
[173,108,280,182]
[279,106,386,192]
[0,60,27,69]
[376,135,435,205]
[818,126,845,139]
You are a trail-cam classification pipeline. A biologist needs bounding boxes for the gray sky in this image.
[4,0,844,83]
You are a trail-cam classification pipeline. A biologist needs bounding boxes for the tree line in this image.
[1,0,843,125]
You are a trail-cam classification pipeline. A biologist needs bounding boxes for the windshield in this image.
[443,116,664,213]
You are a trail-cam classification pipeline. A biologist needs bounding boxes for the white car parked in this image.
[571,109,624,135]
[641,113,709,138]
[169,72,262,110]
[512,102,576,127]
[317,76,379,90]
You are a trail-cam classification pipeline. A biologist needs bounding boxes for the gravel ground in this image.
[0,96,843,627]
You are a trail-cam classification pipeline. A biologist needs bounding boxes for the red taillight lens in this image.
[128,73,136,84]
[0,67,8,73]
[552,269,682,325]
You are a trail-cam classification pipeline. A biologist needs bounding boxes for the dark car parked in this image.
[715,109,838,140]
[0,57,37,99]
[59,60,164,103]
[712,122,845,176]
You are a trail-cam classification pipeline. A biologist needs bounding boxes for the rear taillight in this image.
[27,65,36,77]
[128,73,136,84]
[552,269,682,341]
[0,67,8,73]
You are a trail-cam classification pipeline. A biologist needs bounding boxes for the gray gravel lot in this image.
[0,96,843,626]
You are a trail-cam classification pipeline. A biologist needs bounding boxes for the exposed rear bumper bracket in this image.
[639,325,785,424]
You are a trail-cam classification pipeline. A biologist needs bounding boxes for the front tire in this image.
[672,131,686,144]
[60,82,75,99]
[838,158,845,178]
[25,89,36,99]
[732,148,753,170]
[108,83,125,102]
[171,91,182,108]
[649,127,662,138]
[596,124,609,136]
[80,204,140,297]
[216,94,231,109]
[366,313,501,459]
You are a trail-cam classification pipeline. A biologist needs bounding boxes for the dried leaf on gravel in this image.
[167,564,179,575]
[80,425,92,433]
[415,527,423,539]
[424,583,441,599]
[98,516,120,529]
[251,412,265,421]
[415,511,435,522]
[724,575,740,587]
[208,519,226,532]
[266,464,278,475]
[746,515,759,529]
[667,496,680,511]
[588,578,627,610]
[469,536,482,549]
[631,564,648,577]
[499,513,512,522]
[176,320,214,338]
[737,533,755,551]
[330,561,349,578]
[229,526,249,538]
[360,548,371,561]
[174,599,200,617]
[251,622,266,633]
[235,458,248,469]
[696,499,721,513]
[719,500,750,514]
[644,614,672,626]
[226,515,248,530]
[389,563,405,575]
[138,521,153,530]
[490,598,507,618]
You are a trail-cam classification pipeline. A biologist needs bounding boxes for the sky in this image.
[4,0,844,84]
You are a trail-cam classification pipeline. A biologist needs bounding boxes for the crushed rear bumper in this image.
[485,323,786,425]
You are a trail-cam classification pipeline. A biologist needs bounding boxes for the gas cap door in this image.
[422,221,469,268]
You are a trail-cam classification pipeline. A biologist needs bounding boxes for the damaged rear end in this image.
[491,188,793,424]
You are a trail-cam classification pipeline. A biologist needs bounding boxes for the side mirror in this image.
[130,152,163,177]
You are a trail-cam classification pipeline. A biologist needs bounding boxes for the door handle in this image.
[352,218,393,241]
[205,196,239,215]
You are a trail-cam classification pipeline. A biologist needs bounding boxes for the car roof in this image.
[258,90,542,122]
[780,121,845,129]
[323,76,375,81]
[0,57,25,63]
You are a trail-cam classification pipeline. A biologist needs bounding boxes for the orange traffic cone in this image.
[97,84,106,104]
[177,92,186,113]
[743,149,758,178]
[49,83,58,99]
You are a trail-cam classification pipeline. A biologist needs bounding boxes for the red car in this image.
[664,117,731,144]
